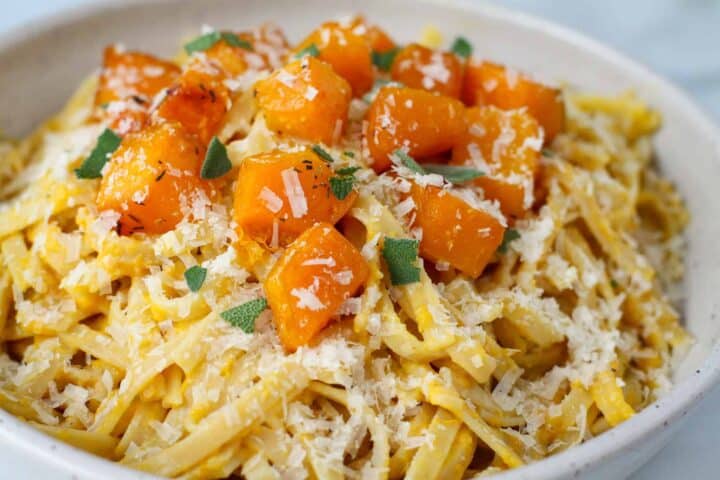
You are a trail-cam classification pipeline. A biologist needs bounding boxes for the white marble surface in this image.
[0,1,719,479]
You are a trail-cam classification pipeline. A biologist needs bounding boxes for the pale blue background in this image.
[0,1,719,479]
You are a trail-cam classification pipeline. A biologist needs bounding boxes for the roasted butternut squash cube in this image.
[294,21,374,96]
[151,62,230,145]
[104,109,151,138]
[237,23,290,70]
[95,46,180,106]
[349,16,396,53]
[97,123,214,235]
[451,106,542,217]
[203,39,250,77]
[255,57,352,145]
[391,44,463,98]
[203,25,290,76]
[264,223,369,351]
[95,46,180,135]
[409,183,505,278]
[462,60,565,142]
[233,148,357,247]
[365,86,465,173]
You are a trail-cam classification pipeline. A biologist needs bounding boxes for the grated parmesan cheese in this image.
[259,186,283,213]
[276,70,297,88]
[280,168,308,218]
[291,278,325,311]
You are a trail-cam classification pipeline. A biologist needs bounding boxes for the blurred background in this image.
[3,0,719,121]
[501,0,720,120]
[1,0,719,479]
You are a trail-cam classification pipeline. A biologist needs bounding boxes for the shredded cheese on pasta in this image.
[0,22,689,480]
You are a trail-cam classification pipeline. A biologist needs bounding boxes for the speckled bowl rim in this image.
[0,1,719,479]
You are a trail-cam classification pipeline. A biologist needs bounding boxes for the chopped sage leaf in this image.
[371,47,400,72]
[75,128,122,179]
[336,166,361,176]
[393,150,425,175]
[295,43,320,59]
[185,31,221,54]
[422,164,484,183]
[185,31,252,55]
[221,298,268,334]
[391,152,482,184]
[451,36,473,58]
[220,32,252,50]
[312,144,334,163]
[184,265,207,292]
[201,137,232,179]
[498,228,521,254]
[330,175,355,200]
[382,237,421,285]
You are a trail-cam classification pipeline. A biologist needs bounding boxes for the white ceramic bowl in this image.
[1,1,719,478]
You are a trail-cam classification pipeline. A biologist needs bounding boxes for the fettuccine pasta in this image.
[0,16,689,479]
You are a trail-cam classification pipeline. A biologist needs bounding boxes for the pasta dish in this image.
[0,16,690,479]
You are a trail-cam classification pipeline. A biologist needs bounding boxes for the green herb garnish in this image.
[343,151,355,158]
[371,47,400,72]
[185,32,221,53]
[498,228,521,254]
[382,237,421,285]
[391,151,484,184]
[451,36,473,58]
[336,166,361,176]
[295,43,320,59]
[610,279,619,289]
[541,148,553,157]
[184,31,252,55]
[422,164,484,184]
[75,128,122,179]
[330,176,355,200]
[201,137,233,179]
[221,298,268,334]
[221,33,253,50]
[312,144,334,163]
[329,166,360,200]
[184,265,207,292]
[392,150,425,174]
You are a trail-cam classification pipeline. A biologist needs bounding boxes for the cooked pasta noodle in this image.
[0,16,688,479]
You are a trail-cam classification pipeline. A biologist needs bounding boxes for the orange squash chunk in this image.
[237,23,290,70]
[462,60,565,142]
[97,123,214,235]
[391,44,463,98]
[365,86,465,173]
[451,106,542,218]
[294,21,374,96]
[104,109,150,138]
[95,46,180,106]
[95,46,180,135]
[255,57,352,145]
[349,16,396,53]
[203,39,250,77]
[204,25,290,76]
[410,183,505,277]
[265,223,369,351]
[233,148,357,247]
[151,62,230,145]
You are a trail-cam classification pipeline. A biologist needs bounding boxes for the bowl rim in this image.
[0,0,719,479]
